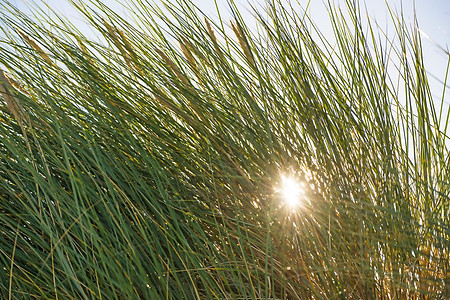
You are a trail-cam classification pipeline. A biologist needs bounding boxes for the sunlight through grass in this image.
[279,174,304,209]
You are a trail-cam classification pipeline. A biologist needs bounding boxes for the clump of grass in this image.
[0,0,448,299]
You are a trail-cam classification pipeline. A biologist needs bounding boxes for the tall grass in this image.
[0,0,448,298]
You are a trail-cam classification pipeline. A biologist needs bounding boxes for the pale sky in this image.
[6,0,450,105]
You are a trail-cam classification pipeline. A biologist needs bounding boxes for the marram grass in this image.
[0,0,448,298]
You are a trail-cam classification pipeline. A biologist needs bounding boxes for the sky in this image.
[6,0,450,105]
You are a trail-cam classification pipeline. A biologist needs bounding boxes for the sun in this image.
[280,175,304,208]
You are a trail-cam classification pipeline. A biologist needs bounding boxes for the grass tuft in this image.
[0,0,448,299]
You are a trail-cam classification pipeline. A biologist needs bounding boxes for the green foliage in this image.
[0,0,448,298]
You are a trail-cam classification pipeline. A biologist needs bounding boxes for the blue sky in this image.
[7,0,450,104]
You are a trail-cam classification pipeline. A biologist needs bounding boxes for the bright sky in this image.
[7,0,450,105]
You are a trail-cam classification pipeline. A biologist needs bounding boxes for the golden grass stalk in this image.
[16,28,55,67]
[3,72,27,94]
[179,38,205,89]
[102,18,121,47]
[116,29,135,61]
[102,19,135,70]
[231,20,255,67]
[0,69,25,126]
[76,37,96,66]
[180,37,200,59]
[179,40,196,70]
[102,19,145,76]
[117,29,145,76]
[204,17,226,61]
[155,48,189,85]
[204,17,217,44]
[154,48,207,124]
[117,28,133,54]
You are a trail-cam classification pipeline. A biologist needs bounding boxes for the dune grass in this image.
[0,0,448,298]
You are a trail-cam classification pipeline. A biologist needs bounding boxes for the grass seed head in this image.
[205,17,226,61]
[155,48,189,85]
[180,39,199,75]
[117,28,134,53]
[180,41,194,66]
[16,28,55,67]
[3,73,26,94]
[0,69,24,125]
[231,20,255,67]
[102,19,144,74]
[204,17,217,44]
[102,18,126,53]
[76,37,95,66]
[117,29,144,75]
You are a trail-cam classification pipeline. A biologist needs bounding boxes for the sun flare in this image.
[280,175,304,208]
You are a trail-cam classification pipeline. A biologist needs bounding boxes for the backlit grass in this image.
[0,0,448,298]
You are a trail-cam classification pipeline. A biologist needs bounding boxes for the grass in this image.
[0,0,448,298]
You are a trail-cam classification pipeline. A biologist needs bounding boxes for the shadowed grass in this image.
[0,0,448,298]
